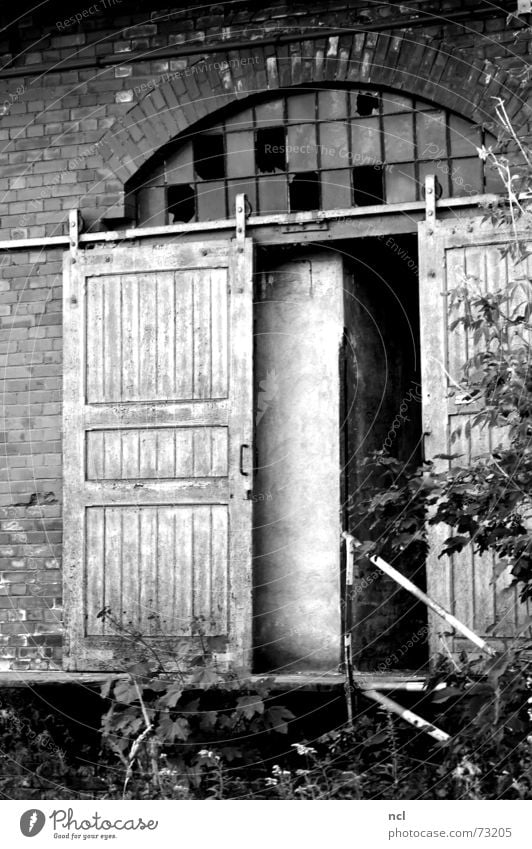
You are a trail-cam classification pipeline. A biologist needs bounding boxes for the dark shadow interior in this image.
[341,235,428,670]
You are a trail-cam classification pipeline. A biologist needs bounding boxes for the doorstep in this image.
[0,669,427,691]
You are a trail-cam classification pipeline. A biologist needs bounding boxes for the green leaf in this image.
[236,695,264,720]
[263,705,294,734]
[365,730,389,746]
[191,667,221,685]
[125,661,153,679]
[431,686,463,703]
[199,711,218,732]
[157,716,190,743]
[116,715,144,736]
[114,679,139,704]
[158,685,183,709]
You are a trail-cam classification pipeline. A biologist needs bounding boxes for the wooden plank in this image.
[175,427,193,478]
[121,429,140,479]
[86,279,104,403]
[211,270,229,398]
[121,507,141,633]
[86,427,228,480]
[81,242,231,271]
[63,253,89,670]
[227,239,254,668]
[85,400,230,428]
[157,507,176,634]
[102,276,122,402]
[175,272,194,399]
[86,431,104,481]
[420,217,532,660]
[418,221,454,661]
[156,273,176,398]
[102,429,121,480]
[446,247,467,391]
[193,426,211,476]
[193,271,212,399]
[211,506,228,633]
[138,274,157,401]
[139,507,157,635]
[156,429,175,478]
[139,429,157,479]
[102,508,122,634]
[63,238,254,670]
[211,427,228,476]
[449,419,474,631]
[175,507,193,634]
[121,275,140,401]
[82,479,229,504]
[85,507,104,636]
[192,506,212,627]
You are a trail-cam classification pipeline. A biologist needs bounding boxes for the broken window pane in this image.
[226,131,255,177]
[258,174,288,214]
[383,113,415,162]
[196,180,226,219]
[287,124,318,170]
[136,88,500,223]
[255,99,284,127]
[321,169,352,209]
[193,134,225,180]
[449,114,482,157]
[351,117,382,167]
[165,142,194,183]
[256,127,286,173]
[227,179,257,215]
[167,184,196,223]
[319,122,349,169]
[418,161,450,197]
[353,165,384,206]
[318,89,347,120]
[450,157,482,197]
[288,93,315,122]
[137,186,167,226]
[417,111,446,160]
[354,91,380,117]
[385,163,416,203]
[289,171,320,211]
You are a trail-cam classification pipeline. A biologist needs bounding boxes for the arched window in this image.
[133,88,501,225]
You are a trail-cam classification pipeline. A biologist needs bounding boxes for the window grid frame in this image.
[134,89,496,225]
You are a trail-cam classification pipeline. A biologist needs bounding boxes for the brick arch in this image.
[97,31,528,219]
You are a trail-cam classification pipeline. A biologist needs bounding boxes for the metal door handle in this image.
[239,443,250,476]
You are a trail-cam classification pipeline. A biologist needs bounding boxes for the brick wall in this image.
[0,0,530,669]
[0,248,62,670]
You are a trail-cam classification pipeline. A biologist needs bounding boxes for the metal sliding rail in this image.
[0,192,502,253]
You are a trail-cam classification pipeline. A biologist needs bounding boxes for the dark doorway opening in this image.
[341,235,427,671]
[251,236,426,674]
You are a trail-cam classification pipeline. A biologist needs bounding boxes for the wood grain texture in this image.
[419,219,531,660]
[86,269,228,403]
[63,240,254,671]
[86,427,228,479]
[85,505,229,636]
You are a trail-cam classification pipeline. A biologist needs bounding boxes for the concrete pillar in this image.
[253,252,343,671]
